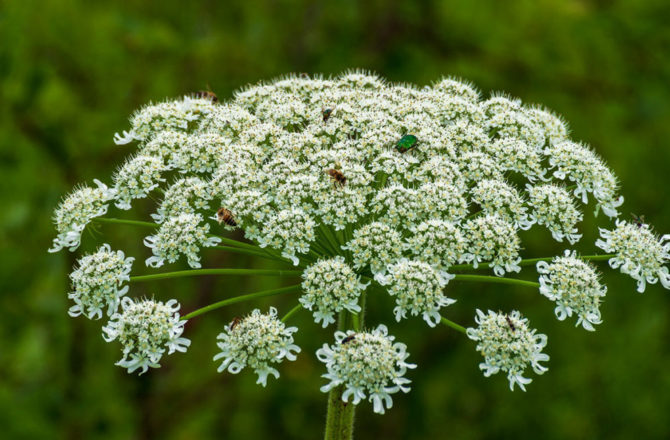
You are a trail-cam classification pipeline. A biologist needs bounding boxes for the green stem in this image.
[130,268,302,283]
[449,254,615,272]
[211,245,283,262]
[324,311,356,440]
[281,303,303,323]
[182,285,302,320]
[452,274,540,289]
[440,316,467,334]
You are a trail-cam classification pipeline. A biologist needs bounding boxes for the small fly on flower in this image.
[193,89,218,103]
[326,168,346,187]
[630,213,646,228]
[396,134,418,153]
[229,316,242,331]
[217,207,237,227]
[341,334,357,344]
[505,314,516,332]
[322,108,334,122]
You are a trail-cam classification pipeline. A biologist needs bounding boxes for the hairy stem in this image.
[182,285,302,320]
[130,268,302,283]
[324,311,356,440]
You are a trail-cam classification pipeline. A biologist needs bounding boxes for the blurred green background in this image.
[2,0,670,438]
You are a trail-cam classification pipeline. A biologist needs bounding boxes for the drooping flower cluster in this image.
[49,179,115,252]
[102,297,190,374]
[300,257,369,327]
[596,220,670,292]
[214,307,301,386]
[537,251,607,331]
[466,309,549,391]
[316,325,416,414]
[68,244,134,319]
[50,71,670,410]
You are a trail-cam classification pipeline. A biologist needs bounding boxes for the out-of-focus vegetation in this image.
[2,0,670,438]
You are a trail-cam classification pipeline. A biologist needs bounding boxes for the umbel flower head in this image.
[316,325,416,414]
[68,244,134,319]
[300,257,369,327]
[214,307,301,386]
[49,179,115,252]
[537,250,607,331]
[596,220,670,292]
[102,297,190,374]
[467,309,549,391]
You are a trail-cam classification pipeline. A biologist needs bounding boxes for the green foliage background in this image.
[2,0,670,438]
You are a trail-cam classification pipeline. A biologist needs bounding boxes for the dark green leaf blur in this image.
[1,0,670,439]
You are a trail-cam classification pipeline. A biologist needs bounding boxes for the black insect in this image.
[229,317,242,331]
[631,213,646,228]
[341,334,357,344]
[505,315,516,332]
[322,108,334,122]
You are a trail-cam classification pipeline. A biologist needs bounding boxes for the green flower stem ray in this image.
[129,268,302,283]
[440,316,467,334]
[452,274,540,288]
[182,285,302,320]
[449,254,615,272]
[281,303,303,323]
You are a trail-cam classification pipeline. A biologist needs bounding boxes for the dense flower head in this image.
[471,179,532,230]
[144,213,221,268]
[537,250,607,330]
[151,177,213,224]
[596,220,670,292]
[213,307,300,386]
[301,257,369,327]
[316,325,416,414]
[375,259,456,326]
[49,179,115,252]
[254,208,316,265]
[102,297,190,374]
[343,222,403,274]
[462,215,522,276]
[68,244,134,319]
[526,184,583,244]
[405,220,467,270]
[113,154,167,210]
[466,309,549,391]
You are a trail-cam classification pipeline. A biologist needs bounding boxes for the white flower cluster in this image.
[113,155,167,210]
[214,307,301,386]
[102,297,190,374]
[68,244,134,319]
[144,213,221,268]
[526,184,583,244]
[467,309,549,391]
[375,259,456,326]
[300,257,369,327]
[316,325,416,414]
[462,215,522,276]
[49,179,115,252]
[597,220,670,292]
[537,251,607,331]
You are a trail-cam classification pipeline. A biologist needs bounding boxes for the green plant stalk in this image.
[324,311,356,440]
[281,303,303,323]
[182,285,302,320]
[129,268,302,283]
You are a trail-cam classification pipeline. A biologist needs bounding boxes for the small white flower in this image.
[316,325,416,414]
[342,222,403,275]
[213,307,301,386]
[462,215,522,276]
[471,180,533,230]
[466,309,549,391]
[49,179,116,252]
[300,257,369,327]
[375,259,455,327]
[256,208,316,266]
[68,244,134,319]
[537,250,607,331]
[596,220,670,292]
[102,297,190,374]
[151,177,213,224]
[144,213,221,268]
